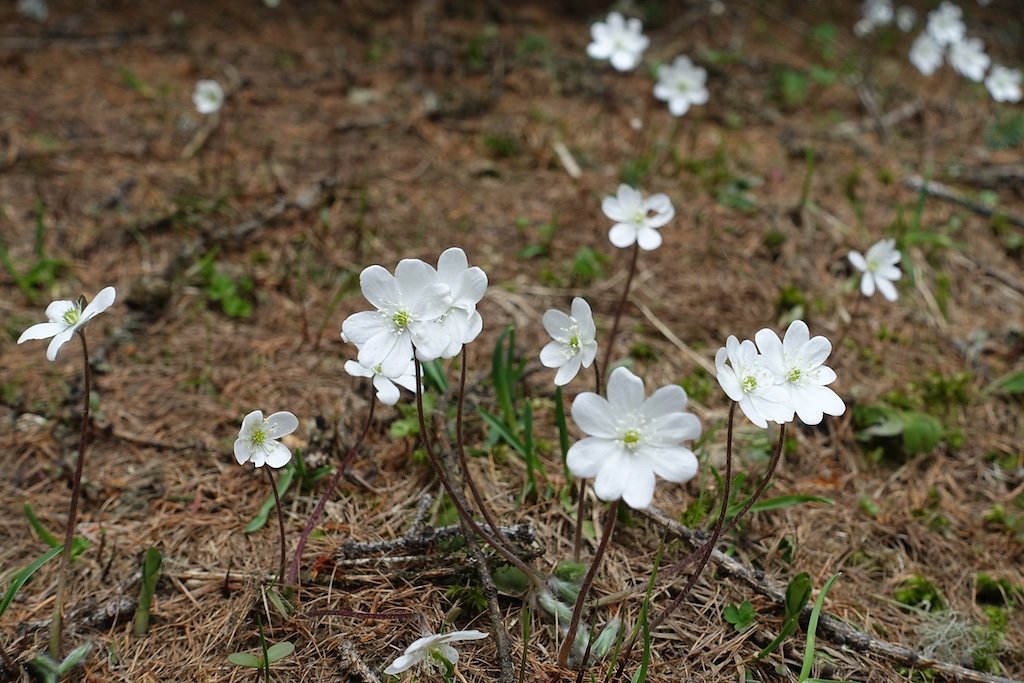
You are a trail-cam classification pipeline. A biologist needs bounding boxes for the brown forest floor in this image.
[1,1,1023,681]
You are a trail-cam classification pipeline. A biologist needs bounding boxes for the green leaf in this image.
[492,565,530,597]
[757,572,812,660]
[244,468,294,533]
[901,411,943,455]
[57,643,92,674]
[723,600,756,631]
[421,359,449,393]
[265,641,295,663]
[798,573,841,683]
[478,409,524,454]
[23,503,90,557]
[133,546,162,637]
[988,371,1024,395]
[0,545,63,618]
[228,652,262,668]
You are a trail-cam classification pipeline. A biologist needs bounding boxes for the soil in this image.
[1,1,1023,682]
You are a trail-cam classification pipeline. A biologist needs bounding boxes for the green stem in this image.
[557,500,619,670]
[601,243,640,387]
[48,331,91,659]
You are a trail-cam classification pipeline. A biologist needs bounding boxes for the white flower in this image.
[925,1,965,46]
[948,36,990,81]
[653,55,709,117]
[233,410,298,468]
[18,286,116,361]
[193,80,224,115]
[341,259,452,373]
[715,336,791,429]
[909,33,944,75]
[567,367,701,510]
[540,297,598,386]
[17,0,48,21]
[433,247,487,358]
[986,65,1023,103]
[754,321,846,426]
[586,11,649,72]
[848,238,902,301]
[601,184,674,250]
[863,0,894,27]
[383,630,488,675]
[344,358,419,406]
[896,6,917,31]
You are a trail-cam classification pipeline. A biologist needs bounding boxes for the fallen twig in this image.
[904,175,1024,228]
[335,639,383,683]
[641,506,1023,683]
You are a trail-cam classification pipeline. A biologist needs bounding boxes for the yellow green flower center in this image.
[250,428,267,447]
[62,307,81,325]
[787,367,802,382]
[568,335,581,352]
[392,309,411,330]
[622,428,642,447]
[741,375,757,392]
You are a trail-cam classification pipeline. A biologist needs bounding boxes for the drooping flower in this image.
[653,55,709,117]
[344,357,419,406]
[715,336,791,429]
[848,238,902,301]
[18,286,116,361]
[909,33,944,75]
[383,630,489,676]
[601,184,674,250]
[948,36,990,81]
[754,321,846,426]
[540,297,598,386]
[567,367,701,510]
[341,259,452,374]
[925,1,965,46]
[986,65,1023,103]
[193,80,224,115]
[233,410,298,468]
[586,11,649,72]
[433,247,487,358]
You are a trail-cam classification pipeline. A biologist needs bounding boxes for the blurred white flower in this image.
[17,0,48,21]
[926,1,965,46]
[601,184,674,250]
[848,238,902,301]
[344,358,419,406]
[715,336,791,429]
[948,36,990,81]
[586,11,649,72]
[896,6,917,31]
[858,0,894,34]
[540,297,598,386]
[985,65,1022,102]
[433,247,487,358]
[567,367,700,510]
[653,55,709,117]
[234,410,298,468]
[383,630,488,675]
[18,286,116,361]
[909,33,944,75]
[193,80,224,115]
[341,260,451,373]
[754,321,846,426]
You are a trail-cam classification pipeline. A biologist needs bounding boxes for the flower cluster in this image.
[586,11,709,117]
[906,1,1020,103]
[567,367,701,510]
[848,238,902,302]
[341,247,486,404]
[716,321,845,428]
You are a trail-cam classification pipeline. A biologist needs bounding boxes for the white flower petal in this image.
[570,393,617,438]
[647,412,701,445]
[344,359,374,379]
[542,309,573,339]
[359,265,398,311]
[876,276,898,301]
[439,630,489,643]
[341,311,385,346]
[640,445,698,483]
[639,384,687,420]
[860,272,876,298]
[18,322,65,343]
[266,411,298,438]
[566,437,617,478]
[554,353,582,386]
[621,466,657,509]
[45,327,76,361]
[608,223,638,248]
[383,652,422,675]
[80,286,116,322]
[606,367,645,413]
[635,226,663,251]
[540,341,567,368]
[373,374,401,405]
[593,452,630,502]
[263,442,293,469]
[233,438,251,464]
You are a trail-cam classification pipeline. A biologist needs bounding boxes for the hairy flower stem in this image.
[287,394,377,585]
[454,349,507,543]
[48,332,91,659]
[265,468,287,583]
[601,242,640,388]
[664,423,786,577]
[412,360,546,590]
[612,403,737,678]
[557,500,618,670]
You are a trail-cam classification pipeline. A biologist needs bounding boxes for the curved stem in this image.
[265,467,287,583]
[600,243,640,388]
[287,393,377,585]
[412,359,546,589]
[48,331,91,659]
[454,349,506,542]
[557,499,619,670]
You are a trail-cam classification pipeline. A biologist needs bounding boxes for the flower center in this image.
[787,367,802,382]
[741,375,758,393]
[567,334,581,352]
[392,309,412,331]
[373,364,383,374]
[62,306,81,326]
[250,427,267,447]
[622,428,642,448]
